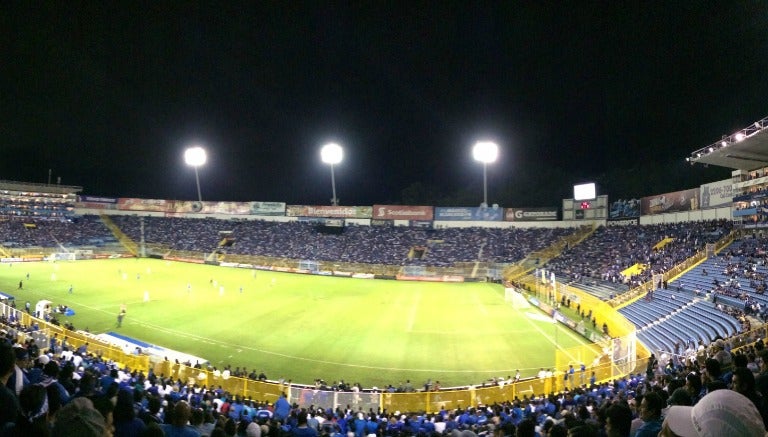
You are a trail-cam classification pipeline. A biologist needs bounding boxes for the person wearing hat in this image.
[660,389,767,437]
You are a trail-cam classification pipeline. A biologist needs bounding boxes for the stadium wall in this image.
[639,205,731,224]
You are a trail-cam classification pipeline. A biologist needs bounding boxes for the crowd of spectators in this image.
[0,215,117,248]
[109,216,575,267]
[2,317,768,437]
[545,220,732,293]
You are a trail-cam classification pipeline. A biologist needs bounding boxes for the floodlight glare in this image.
[184,146,207,167]
[321,143,343,206]
[721,141,727,147]
[735,133,745,142]
[184,146,207,203]
[321,143,343,165]
[472,141,499,207]
[472,141,499,164]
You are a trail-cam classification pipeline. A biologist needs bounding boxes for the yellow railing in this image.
[0,302,149,372]
[151,352,652,413]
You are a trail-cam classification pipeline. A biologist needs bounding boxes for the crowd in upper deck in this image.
[0,215,116,248]
[109,216,574,267]
[544,220,732,291]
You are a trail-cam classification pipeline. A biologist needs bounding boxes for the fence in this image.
[148,353,652,413]
[0,301,149,371]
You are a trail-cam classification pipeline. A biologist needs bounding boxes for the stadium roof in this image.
[688,115,768,171]
[0,180,82,195]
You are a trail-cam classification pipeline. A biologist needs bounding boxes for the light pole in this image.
[321,143,343,206]
[472,141,498,207]
[184,146,207,202]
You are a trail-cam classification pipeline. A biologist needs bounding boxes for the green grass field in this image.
[0,258,592,387]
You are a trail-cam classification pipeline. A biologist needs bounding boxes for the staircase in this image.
[504,224,598,282]
[100,214,138,256]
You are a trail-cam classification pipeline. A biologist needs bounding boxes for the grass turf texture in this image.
[1,258,592,387]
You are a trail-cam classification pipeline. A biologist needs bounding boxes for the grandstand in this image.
[2,118,768,410]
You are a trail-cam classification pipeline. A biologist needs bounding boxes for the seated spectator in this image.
[661,389,766,436]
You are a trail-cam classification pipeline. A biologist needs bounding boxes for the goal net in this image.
[505,287,530,309]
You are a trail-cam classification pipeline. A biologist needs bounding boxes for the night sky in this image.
[2,3,767,207]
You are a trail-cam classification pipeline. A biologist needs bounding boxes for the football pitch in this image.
[0,258,592,387]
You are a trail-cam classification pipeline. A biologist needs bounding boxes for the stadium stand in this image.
[108,216,576,268]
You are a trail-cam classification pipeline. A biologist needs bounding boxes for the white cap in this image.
[663,389,766,437]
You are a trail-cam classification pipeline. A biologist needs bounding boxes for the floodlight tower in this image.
[184,146,207,202]
[321,143,343,206]
[472,141,498,207]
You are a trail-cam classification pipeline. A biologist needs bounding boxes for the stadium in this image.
[1,115,767,417]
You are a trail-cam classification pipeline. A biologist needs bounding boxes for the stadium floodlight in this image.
[321,143,343,206]
[472,141,499,207]
[735,132,745,142]
[184,146,207,203]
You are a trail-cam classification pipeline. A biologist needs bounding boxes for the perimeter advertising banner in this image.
[373,205,434,220]
[504,208,558,221]
[78,195,118,203]
[75,195,119,210]
[167,201,258,215]
[434,206,503,221]
[641,188,700,215]
[249,202,286,216]
[117,198,168,212]
[608,198,641,219]
[700,179,733,209]
[286,205,373,218]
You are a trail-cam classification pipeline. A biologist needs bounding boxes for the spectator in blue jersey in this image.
[161,401,200,437]
[113,388,146,437]
[273,392,291,423]
[634,391,664,437]
[293,410,318,437]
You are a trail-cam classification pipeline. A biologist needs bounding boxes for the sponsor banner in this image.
[249,201,286,216]
[286,205,373,218]
[410,220,433,228]
[1,258,23,263]
[607,218,640,226]
[700,179,733,209]
[351,273,375,279]
[641,188,700,215]
[504,208,558,221]
[370,219,393,227]
[434,206,503,221]
[74,202,117,210]
[608,198,641,219]
[78,195,119,204]
[118,198,168,212]
[167,201,254,215]
[395,274,464,282]
[373,205,434,220]
[163,256,205,264]
[734,208,758,217]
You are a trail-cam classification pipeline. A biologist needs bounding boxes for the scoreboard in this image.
[562,195,608,220]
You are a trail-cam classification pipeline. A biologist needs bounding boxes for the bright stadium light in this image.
[472,141,499,207]
[184,146,207,203]
[735,132,745,142]
[321,143,343,206]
